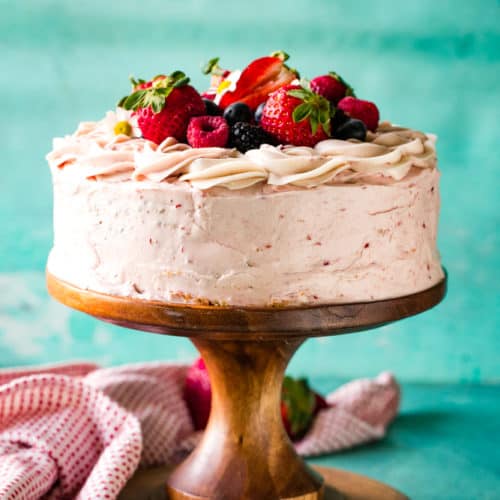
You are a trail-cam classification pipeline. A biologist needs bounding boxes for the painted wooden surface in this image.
[1,0,498,382]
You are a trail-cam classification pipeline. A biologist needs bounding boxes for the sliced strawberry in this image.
[237,66,297,110]
[219,56,295,110]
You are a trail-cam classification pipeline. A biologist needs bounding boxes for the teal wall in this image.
[1,0,499,383]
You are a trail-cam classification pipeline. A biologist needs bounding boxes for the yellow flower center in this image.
[114,120,133,136]
[217,79,231,94]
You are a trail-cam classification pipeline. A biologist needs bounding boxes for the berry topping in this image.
[337,96,379,132]
[119,71,205,144]
[223,102,253,126]
[218,52,297,110]
[203,98,223,116]
[310,71,354,104]
[260,85,332,147]
[187,115,229,148]
[334,118,367,141]
[229,122,275,153]
[254,101,266,124]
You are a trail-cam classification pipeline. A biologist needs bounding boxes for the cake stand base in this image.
[47,272,445,500]
[120,465,407,500]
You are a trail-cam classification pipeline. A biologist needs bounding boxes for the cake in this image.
[46,53,443,307]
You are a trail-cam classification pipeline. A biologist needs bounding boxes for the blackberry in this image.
[229,122,275,153]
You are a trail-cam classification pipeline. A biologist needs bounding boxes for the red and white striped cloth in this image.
[0,362,399,499]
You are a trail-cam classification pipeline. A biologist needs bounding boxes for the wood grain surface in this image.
[46,272,447,339]
[166,337,324,499]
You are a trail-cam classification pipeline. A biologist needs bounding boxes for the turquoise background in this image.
[1,0,498,382]
[1,1,500,498]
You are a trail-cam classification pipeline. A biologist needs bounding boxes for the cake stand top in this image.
[46,271,446,340]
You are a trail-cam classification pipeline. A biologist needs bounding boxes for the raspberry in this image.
[337,96,379,132]
[229,122,275,153]
[187,115,229,148]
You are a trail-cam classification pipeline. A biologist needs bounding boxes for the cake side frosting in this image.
[47,166,443,306]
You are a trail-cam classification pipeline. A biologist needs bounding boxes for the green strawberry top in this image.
[118,71,190,114]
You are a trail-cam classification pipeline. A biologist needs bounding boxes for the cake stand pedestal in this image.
[47,272,446,500]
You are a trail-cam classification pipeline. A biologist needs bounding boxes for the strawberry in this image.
[119,71,205,144]
[310,71,354,104]
[337,96,380,132]
[281,376,327,440]
[218,52,297,111]
[184,357,212,430]
[183,358,328,440]
[130,74,167,91]
[260,84,332,147]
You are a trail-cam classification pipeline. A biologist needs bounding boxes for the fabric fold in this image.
[0,362,400,499]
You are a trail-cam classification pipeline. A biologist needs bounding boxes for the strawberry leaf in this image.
[281,376,316,438]
[122,90,147,110]
[287,86,333,137]
[117,95,127,107]
[310,114,319,135]
[119,70,190,113]
[270,50,290,62]
[288,89,310,100]
[292,103,312,123]
[172,76,190,88]
[202,57,221,75]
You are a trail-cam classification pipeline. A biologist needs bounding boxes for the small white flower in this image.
[214,70,242,105]
[102,108,141,138]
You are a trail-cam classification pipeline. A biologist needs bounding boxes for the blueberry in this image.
[203,98,222,116]
[223,102,253,126]
[331,108,349,133]
[334,118,367,141]
[254,102,266,124]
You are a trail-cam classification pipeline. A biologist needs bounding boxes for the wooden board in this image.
[120,465,407,500]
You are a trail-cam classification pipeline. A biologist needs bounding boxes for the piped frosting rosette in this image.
[47,118,436,189]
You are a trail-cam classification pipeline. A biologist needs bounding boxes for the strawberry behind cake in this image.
[46,52,443,306]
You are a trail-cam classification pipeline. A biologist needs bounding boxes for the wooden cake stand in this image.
[47,272,446,500]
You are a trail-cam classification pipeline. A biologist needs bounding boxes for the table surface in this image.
[307,380,500,500]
